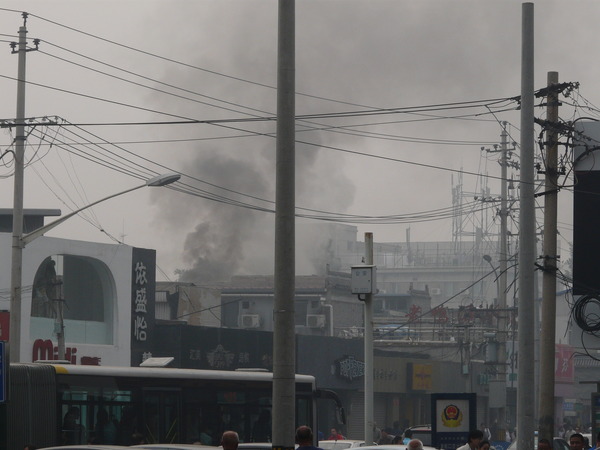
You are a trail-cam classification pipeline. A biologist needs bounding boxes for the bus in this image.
[5,363,344,449]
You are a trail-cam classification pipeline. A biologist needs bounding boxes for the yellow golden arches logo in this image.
[441,404,463,427]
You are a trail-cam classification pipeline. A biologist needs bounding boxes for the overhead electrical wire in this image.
[25,118,499,226]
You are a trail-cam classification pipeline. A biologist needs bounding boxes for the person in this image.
[221,430,239,450]
[94,408,117,444]
[595,431,600,450]
[378,428,395,445]
[372,423,381,444]
[538,438,553,450]
[478,440,491,450]
[481,423,492,441]
[296,425,323,450]
[392,421,403,437]
[252,409,272,442]
[328,427,344,440]
[407,439,424,450]
[456,429,484,450]
[62,406,86,445]
[570,433,586,450]
[199,425,213,445]
[403,429,414,445]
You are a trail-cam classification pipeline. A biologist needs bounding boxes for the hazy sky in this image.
[0,1,595,281]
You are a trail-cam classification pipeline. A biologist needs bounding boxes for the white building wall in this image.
[0,234,133,365]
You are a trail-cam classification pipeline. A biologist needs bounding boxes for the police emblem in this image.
[441,403,463,427]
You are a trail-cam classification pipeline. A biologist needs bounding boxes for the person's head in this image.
[404,429,413,439]
[331,427,338,435]
[538,438,552,450]
[296,426,314,446]
[478,440,490,450]
[221,430,239,450]
[468,430,485,448]
[570,433,585,450]
[407,439,424,450]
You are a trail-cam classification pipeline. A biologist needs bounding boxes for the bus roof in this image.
[18,362,316,385]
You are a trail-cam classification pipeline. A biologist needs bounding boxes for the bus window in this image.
[142,389,181,444]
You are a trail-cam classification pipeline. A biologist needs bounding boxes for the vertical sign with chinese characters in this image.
[131,248,156,366]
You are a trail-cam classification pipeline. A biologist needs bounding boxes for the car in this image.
[40,446,128,450]
[319,440,372,450]
[237,444,299,450]
[403,425,432,446]
[238,444,282,450]
[507,436,569,450]
[359,445,437,450]
[133,445,216,450]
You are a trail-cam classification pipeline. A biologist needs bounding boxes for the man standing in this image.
[378,428,395,445]
[481,423,492,441]
[296,426,323,450]
[569,433,585,450]
[456,429,484,450]
[221,431,239,450]
[538,438,553,450]
[328,428,344,440]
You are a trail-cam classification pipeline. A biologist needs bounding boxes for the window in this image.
[30,254,116,344]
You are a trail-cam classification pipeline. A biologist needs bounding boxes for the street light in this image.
[9,172,181,362]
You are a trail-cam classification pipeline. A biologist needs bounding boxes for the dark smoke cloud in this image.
[150,1,359,282]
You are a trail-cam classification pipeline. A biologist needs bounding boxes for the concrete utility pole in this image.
[364,233,374,444]
[538,71,559,442]
[516,3,536,450]
[9,14,38,363]
[496,123,510,440]
[272,1,296,449]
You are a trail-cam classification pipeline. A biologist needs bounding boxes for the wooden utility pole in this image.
[539,71,559,442]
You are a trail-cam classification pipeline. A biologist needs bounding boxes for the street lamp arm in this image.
[21,172,180,246]
[21,183,145,246]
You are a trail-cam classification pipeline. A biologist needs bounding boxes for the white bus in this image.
[6,363,344,449]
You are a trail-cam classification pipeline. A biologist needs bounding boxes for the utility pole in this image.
[364,233,374,445]
[496,123,509,440]
[9,13,39,363]
[272,1,295,449]
[539,71,559,442]
[517,4,536,450]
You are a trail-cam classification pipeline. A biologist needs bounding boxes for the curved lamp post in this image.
[9,172,180,362]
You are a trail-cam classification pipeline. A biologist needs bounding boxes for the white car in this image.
[319,440,372,450]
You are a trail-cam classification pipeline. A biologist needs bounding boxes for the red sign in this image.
[555,344,574,383]
[0,312,9,340]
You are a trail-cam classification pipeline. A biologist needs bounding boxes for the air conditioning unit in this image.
[306,314,326,328]
[430,288,442,296]
[239,314,261,328]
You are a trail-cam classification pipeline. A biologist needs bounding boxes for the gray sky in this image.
[0,0,594,281]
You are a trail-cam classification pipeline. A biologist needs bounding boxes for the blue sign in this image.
[431,393,477,450]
